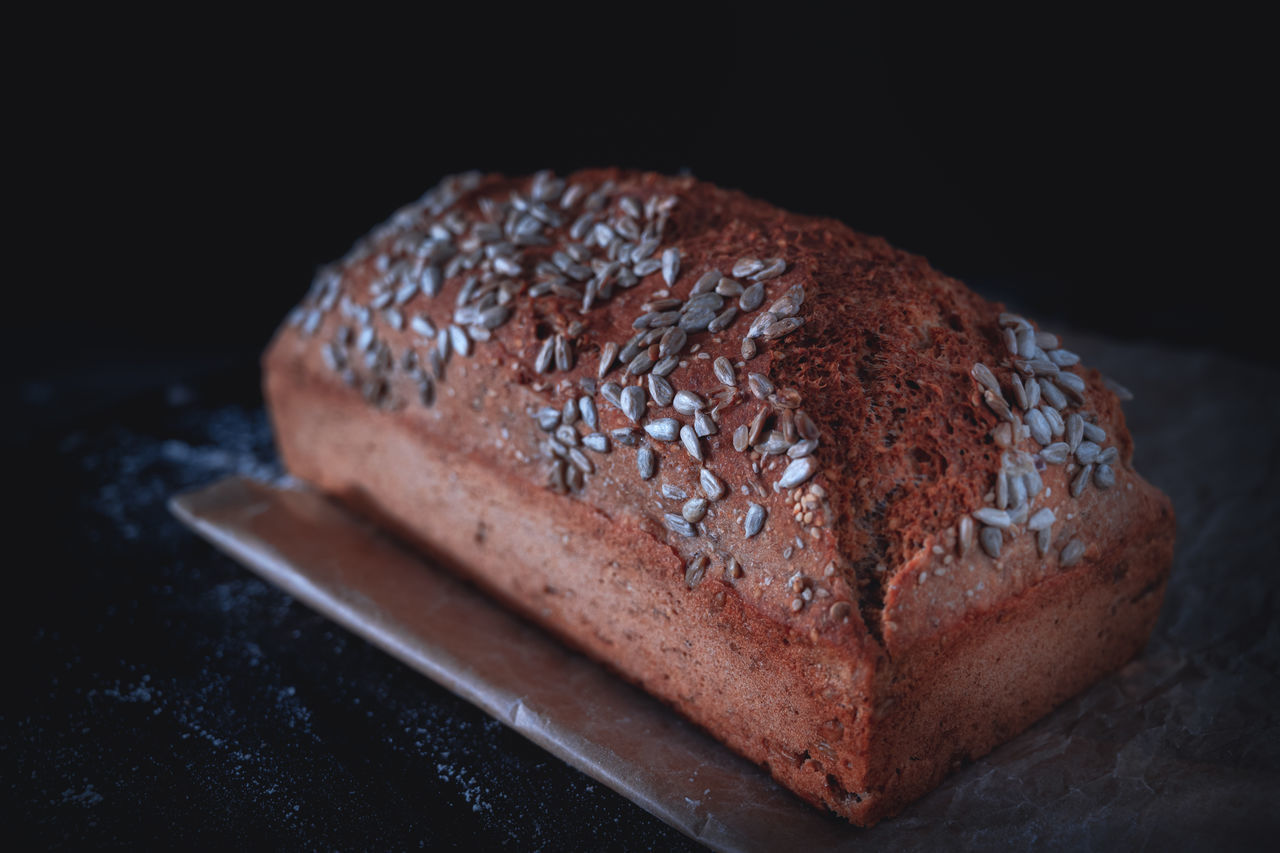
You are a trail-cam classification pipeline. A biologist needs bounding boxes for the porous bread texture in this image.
[264,169,1175,825]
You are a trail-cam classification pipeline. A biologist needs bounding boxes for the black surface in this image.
[8,6,1277,849]
[9,365,700,850]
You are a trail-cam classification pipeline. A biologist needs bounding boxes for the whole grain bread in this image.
[263,169,1175,825]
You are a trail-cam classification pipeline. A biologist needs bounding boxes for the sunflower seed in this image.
[1026,408,1052,446]
[410,315,437,339]
[574,397,596,430]
[593,342,616,380]
[634,258,662,277]
[662,484,689,503]
[637,446,656,479]
[716,555,740,581]
[787,438,818,459]
[1027,508,1056,531]
[1027,466,1046,500]
[661,248,681,286]
[479,305,510,330]
[1065,413,1084,452]
[996,471,1009,509]
[684,292,724,314]
[710,356,736,387]
[682,497,708,523]
[664,513,696,537]
[706,306,736,333]
[609,428,636,447]
[568,447,593,474]
[446,325,470,357]
[679,307,716,332]
[1041,404,1064,437]
[715,277,744,297]
[417,265,441,297]
[621,386,647,422]
[1097,446,1118,465]
[752,258,786,281]
[680,425,703,460]
[691,470,722,503]
[1060,538,1086,567]
[652,355,679,376]
[747,407,771,445]
[600,380,623,409]
[741,337,757,360]
[1094,463,1115,489]
[692,270,721,295]
[761,317,803,340]
[1010,375,1029,409]
[1003,328,1018,355]
[627,351,654,375]
[1071,464,1093,498]
[658,326,687,357]
[983,389,1015,422]
[744,503,766,537]
[1076,440,1101,465]
[980,526,1002,558]
[733,424,749,451]
[684,553,708,588]
[1082,422,1107,443]
[746,373,773,400]
[1010,473,1029,508]
[555,422,579,447]
[673,390,705,414]
[757,432,790,455]
[645,418,680,441]
[555,335,573,371]
[958,515,975,557]
[638,375,669,409]
[1015,327,1036,359]
[561,398,579,426]
[971,363,1001,395]
[582,432,610,453]
[394,279,419,305]
[973,507,1013,529]
[547,460,566,493]
[768,285,805,318]
[778,456,817,489]
[788,413,816,444]
[739,282,765,312]
[1048,348,1080,367]
[1039,378,1068,410]
[534,337,555,373]
[733,257,764,278]
[592,222,616,246]
[1055,371,1086,397]
[694,410,717,437]
[1041,442,1069,465]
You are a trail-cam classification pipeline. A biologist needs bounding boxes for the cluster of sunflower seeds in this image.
[288,170,837,613]
[529,393,615,494]
[961,311,1126,568]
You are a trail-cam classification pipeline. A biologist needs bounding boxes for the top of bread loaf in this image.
[277,168,1167,657]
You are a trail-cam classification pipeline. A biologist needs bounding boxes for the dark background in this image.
[9,7,1272,440]
[8,6,1275,850]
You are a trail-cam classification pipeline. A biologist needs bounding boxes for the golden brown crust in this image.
[263,169,1176,824]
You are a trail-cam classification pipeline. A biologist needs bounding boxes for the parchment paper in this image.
[169,332,1280,850]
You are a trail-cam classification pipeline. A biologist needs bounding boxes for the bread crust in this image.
[263,169,1175,824]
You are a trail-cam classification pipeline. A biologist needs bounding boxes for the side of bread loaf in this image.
[263,169,1174,824]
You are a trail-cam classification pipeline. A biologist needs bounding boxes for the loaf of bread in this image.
[263,169,1175,825]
